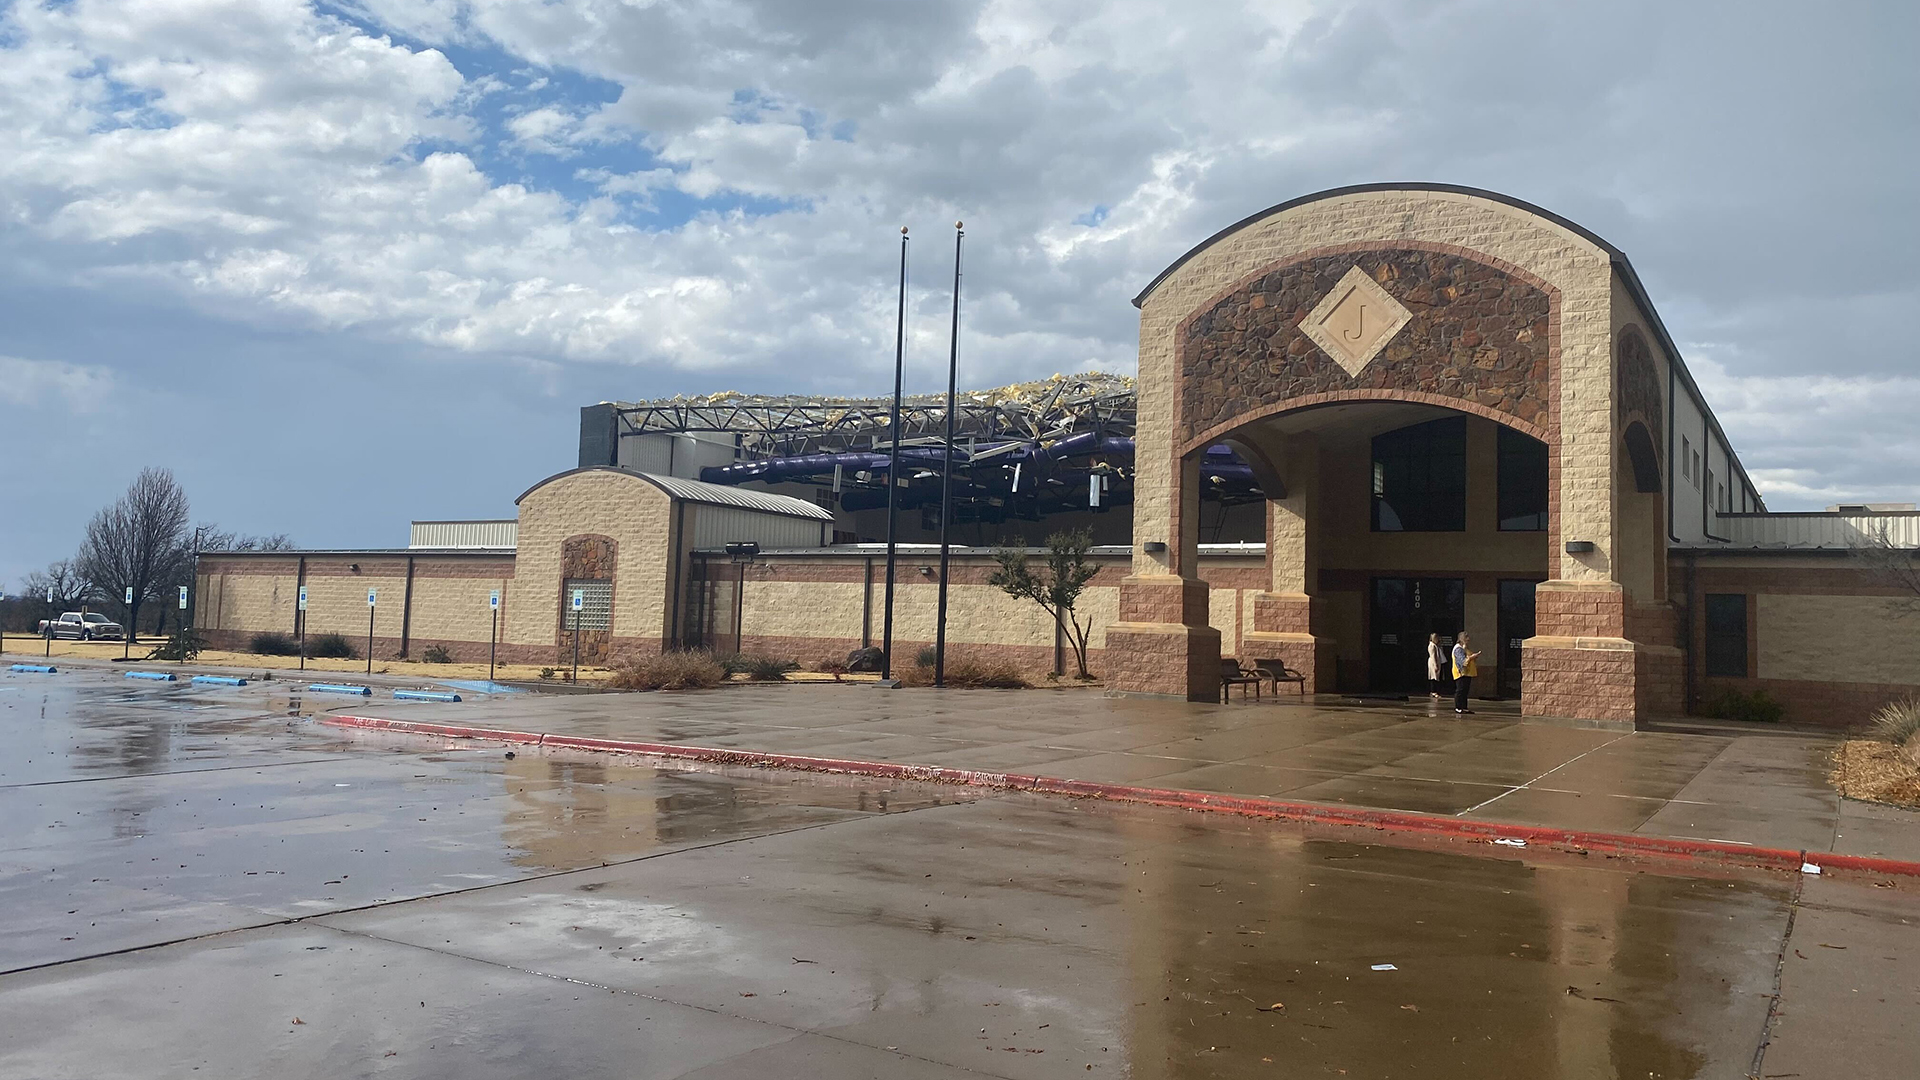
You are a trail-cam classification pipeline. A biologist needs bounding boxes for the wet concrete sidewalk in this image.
[7,667,1919,1078]
[324,682,1920,865]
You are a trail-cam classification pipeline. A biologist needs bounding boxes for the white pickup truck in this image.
[37,611,124,641]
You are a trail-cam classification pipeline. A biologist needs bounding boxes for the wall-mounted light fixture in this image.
[1564,541,1595,554]
[917,565,935,577]
[349,563,360,572]
[1142,542,1168,554]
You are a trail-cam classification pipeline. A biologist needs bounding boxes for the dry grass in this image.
[897,658,1028,689]
[2,639,608,683]
[1830,740,1920,809]
[607,651,727,691]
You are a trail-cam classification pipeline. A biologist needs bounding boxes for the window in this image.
[1371,417,1466,532]
[1681,436,1692,482]
[1706,469,1715,509]
[561,579,613,631]
[1704,593,1748,678]
[1693,450,1702,488]
[1497,426,1548,531]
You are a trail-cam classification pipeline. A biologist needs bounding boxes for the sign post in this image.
[176,586,188,663]
[297,586,308,671]
[123,586,134,660]
[366,588,377,676]
[0,590,6,658]
[570,588,584,684]
[488,590,501,684]
[45,588,53,658]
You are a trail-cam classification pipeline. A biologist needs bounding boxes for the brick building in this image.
[196,185,1919,728]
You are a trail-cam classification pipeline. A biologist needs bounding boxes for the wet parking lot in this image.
[1,669,1915,1078]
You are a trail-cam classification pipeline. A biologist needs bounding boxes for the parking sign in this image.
[489,590,500,611]
[367,588,377,607]
[297,586,307,611]
[124,586,134,605]
[178,586,188,610]
[571,589,584,611]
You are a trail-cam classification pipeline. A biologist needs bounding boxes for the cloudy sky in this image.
[3,0,1916,587]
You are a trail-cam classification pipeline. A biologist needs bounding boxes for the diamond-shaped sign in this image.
[1299,265,1413,377]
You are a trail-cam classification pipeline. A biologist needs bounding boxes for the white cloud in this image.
[0,356,116,414]
[0,0,1914,515]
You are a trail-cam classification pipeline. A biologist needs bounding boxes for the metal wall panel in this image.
[409,521,518,549]
[690,505,827,550]
[1714,512,1920,550]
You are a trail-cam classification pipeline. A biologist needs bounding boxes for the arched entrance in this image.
[1200,399,1551,702]
[1109,185,1682,723]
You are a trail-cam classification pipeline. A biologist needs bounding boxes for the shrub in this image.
[1871,697,1920,748]
[608,651,727,691]
[814,657,849,680]
[250,631,300,656]
[899,657,1028,689]
[712,652,752,676]
[307,633,359,660]
[422,644,455,664]
[740,655,799,682]
[147,628,206,662]
[1701,688,1784,724]
[914,645,938,668]
[538,667,556,680]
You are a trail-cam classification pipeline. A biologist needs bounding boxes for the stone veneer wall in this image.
[1178,248,1553,447]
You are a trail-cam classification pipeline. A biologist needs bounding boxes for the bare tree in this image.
[76,468,191,642]
[23,560,92,612]
[989,528,1101,680]
[1860,523,1920,617]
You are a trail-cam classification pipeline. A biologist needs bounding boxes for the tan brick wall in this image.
[508,469,673,661]
[407,570,515,654]
[1756,594,1920,686]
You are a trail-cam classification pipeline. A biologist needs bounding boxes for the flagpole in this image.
[934,222,963,687]
[880,226,908,684]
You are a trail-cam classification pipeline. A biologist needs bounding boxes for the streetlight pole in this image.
[934,222,964,688]
[880,226,908,684]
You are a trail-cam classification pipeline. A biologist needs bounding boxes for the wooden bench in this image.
[1221,658,1264,702]
[1253,659,1307,696]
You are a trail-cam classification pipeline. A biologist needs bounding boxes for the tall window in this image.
[1371,417,1466,532]
[1497,426,1548,531]
[1704,593,1748,678]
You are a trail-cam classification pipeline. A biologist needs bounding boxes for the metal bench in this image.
[1253,659,1307,696]
[1221,658,1264,702]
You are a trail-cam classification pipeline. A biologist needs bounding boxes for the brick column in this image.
[1109,453,1222,701]
[1240,434,1332,690]
[1522,580,1681,724]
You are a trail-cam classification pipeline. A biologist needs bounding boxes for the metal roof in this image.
[636,471,833,520]
[516,466,832,521]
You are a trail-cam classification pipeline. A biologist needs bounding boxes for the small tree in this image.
[990,528,1100,680]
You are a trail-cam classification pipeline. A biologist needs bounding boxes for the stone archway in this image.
[1110,185,1676,722]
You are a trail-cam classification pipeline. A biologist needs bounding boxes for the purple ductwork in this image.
[698,436,1255,487]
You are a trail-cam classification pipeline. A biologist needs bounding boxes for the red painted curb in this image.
[321,715,1920,881]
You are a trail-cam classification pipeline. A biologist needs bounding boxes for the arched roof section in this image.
[1134,182,1762,513]
[516,466,833,521]
[1132,182,1622,308]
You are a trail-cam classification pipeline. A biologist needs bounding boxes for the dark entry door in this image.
[1496,580,1537,699]
[1369,577,1465,693]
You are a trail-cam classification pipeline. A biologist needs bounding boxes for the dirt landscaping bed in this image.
[1831,740,1920,809]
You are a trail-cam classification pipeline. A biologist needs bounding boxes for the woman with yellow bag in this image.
[1450,632,1482,716]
